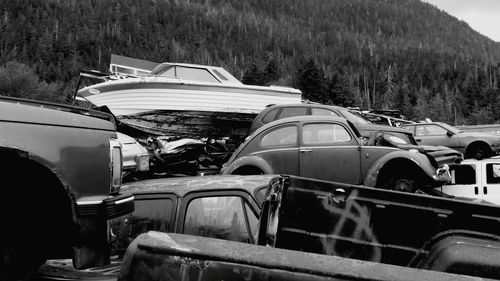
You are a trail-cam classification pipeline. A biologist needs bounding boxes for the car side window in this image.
[260,125,297,147]
[110,198,174,255]
[416,125,447,136]
[486,163,500,184]
[279,107,307,119]
[262,108,280,124]
[302,123,351,145]
[183,196,257,243]
[311,108,340,117]
[449,165,476,184]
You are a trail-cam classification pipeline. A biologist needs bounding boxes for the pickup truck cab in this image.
[118,175,500,280]
[437,156,500,205]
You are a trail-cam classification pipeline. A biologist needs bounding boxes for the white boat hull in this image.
[80,80,302,116]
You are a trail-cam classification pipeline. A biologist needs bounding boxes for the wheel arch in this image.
[363,153,437,188]
[222,155,274,175]
[0,147,77,234]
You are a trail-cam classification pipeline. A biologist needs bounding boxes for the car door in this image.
[299,121,361,184]
[481,161,500,205]
[414,124,461,150]
[437,163,481,200]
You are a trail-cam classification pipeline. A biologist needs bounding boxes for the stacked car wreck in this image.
[31,55,500,280]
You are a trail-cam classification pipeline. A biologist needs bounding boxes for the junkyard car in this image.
[357,123,463,167]
[117,132,149,180]
[37,175,275,280]
[221,115,450,192]
[0,96,133,279]
[437,156,500,205]
[401,122,500,159]
[247,103,371,135]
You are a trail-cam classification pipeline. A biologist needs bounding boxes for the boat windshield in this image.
[151,64,221,83]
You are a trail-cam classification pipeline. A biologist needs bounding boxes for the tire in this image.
[392,178,416,193]
[465,145,489,160]
[382,175,417,193]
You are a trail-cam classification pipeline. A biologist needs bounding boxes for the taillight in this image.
[109,138,122,194]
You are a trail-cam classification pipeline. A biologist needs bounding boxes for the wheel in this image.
[392,178,416,193]
[381,174,416,193]
[465,144,491,160]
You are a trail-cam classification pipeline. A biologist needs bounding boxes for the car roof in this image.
[264,103,346,110]
[249,115,349,139]
[356,123,412,133]
[455,156,500,165]
[121,175,276,198]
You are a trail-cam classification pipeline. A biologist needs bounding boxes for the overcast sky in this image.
[420,0,500,42]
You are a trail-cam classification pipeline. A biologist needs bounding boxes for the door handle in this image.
[484,186,488,195]
[474,186,479,195]
[300,149,312,153]
[415,139,422,142]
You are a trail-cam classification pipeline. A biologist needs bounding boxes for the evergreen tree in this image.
[296,59,326,103]
[263,59,279,84]
[242,63,264,85]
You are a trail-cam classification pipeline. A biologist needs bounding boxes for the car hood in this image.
[458,132,500,139]
[395,144,463,166]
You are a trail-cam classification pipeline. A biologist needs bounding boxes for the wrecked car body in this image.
[357,123,463,168]
[221,115,451,193]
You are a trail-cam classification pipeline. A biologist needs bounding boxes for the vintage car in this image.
[401,122,500,159]
[247,103,371,135]
[221,115,451,193]
[37,175,275,280]
[436,156,500,205]
[357,123,463,167]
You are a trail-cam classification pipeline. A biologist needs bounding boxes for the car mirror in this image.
[446,131,454,137]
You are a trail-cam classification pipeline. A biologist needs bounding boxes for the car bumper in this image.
[76,193,134,220]
[433,165,452,183]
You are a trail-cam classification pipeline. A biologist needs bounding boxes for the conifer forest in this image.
[1,0,500,124]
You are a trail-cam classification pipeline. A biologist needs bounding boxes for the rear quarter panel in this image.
[0,101,116,200]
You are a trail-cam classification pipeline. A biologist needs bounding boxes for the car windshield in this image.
[436,122,461,134]
[345,110,372,124]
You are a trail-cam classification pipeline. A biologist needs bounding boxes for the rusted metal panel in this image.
[118,110,255,139]
[265,176,500,271]
[118,232,482,281]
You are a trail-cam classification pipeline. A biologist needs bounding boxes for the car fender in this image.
[221,155,274,175]
[363,150,438,187]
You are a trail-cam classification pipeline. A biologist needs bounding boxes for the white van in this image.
[436,156,500,205]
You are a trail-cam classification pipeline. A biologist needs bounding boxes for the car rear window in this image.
[449,165,476,184]
[486,163,500,184]
[183,196,257,243]
[311,108,340,116]
[110,198,175,256]
[279,107,307,119]
[260,126,298,147]
[262,108,280,124]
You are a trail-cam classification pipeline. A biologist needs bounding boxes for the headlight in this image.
[109,139,123,194]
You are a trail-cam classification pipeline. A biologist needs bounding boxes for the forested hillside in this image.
[1,0,500,124]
